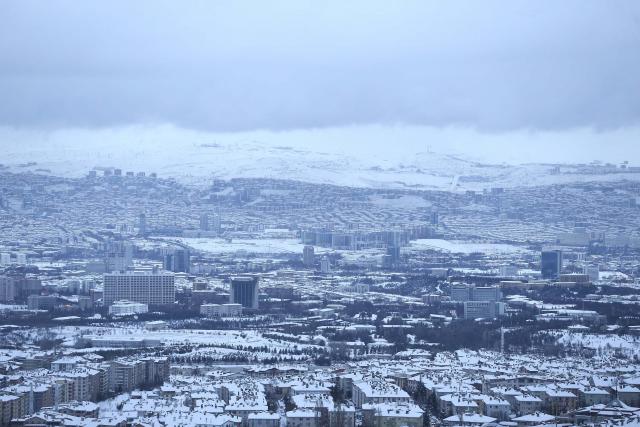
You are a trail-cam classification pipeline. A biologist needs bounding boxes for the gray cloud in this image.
[0,0,639,132]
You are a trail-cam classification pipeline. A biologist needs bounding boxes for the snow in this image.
[3,124,640,192]
[167,237,325,255]
[407,239,529,254]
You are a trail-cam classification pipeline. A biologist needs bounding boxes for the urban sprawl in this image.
[1,165,640,427]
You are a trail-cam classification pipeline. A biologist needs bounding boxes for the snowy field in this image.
[407,239,529,254]
[168,237,329,255]
[45,325,319,352]
[555,331,640,356]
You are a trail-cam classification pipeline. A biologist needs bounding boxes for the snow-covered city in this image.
[2,1,640,426]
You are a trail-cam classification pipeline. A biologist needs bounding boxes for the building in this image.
[229,276,259,309]
[108,300,148,316]
[541,250,562,279]
[27,295,57,311]
[248,412,280,427]
[0,276,15,303]
[200,303,242,317]
[362,402,423,427]
[450,284,502,302]
[104,241,133,273]
[303,245,315,267]
[463,301,505,320]
[138,213,147,236]
[352,380,411,408]
[320,257,331,274]
[212,213,222,235]
[499,265,519,277]
[0,253,10,266]
[15,253,27,265]
[103,271,175,306]
[163,248,191,273]
[2,275,42,302]
[584,264,600,282]
[199,213,209,231]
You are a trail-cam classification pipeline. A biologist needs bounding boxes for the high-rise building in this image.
[163,248,190,273]
[104,241,134,273]
[386,246,401,264]
[450,284,502,302]
[212,213,222,235]
[303,245,315,267]
[0,276,16,303]
[229,276,259,309]
[199,214,209,231]
[320,256,331,274]
[2,275,42,302]
[138,213,147,236]
[541,250,563,279]
[450,284,472,302]
[103,271,175,305]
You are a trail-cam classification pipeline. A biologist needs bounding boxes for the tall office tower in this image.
[212,213,222,235]
[138,213,147,236]
[0,276,16,303]
[541,249,563,279]
[199,213,209,231]
[104,241,134,273]
[103,271,175,305]
[0,253,10,266]
[303,245,315,266]
[430,211,439,226]
[163,248,191,273]
[2,275,42,302]
[229,276,259,309]
[320,256,331,274]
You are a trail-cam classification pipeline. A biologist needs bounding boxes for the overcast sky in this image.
[0,1,639,161]
[2,0,639,131]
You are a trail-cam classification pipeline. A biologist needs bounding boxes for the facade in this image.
[0,275,42,302]
[104,241,133,273]
[138,213,147,236]
[0,277,15,303]
[201,303,243,317]
[362,402,423,427]
[352,380,411,408]
[450,284,502,302]
[303,245,315,266]
[541,250,562,279]
[320,257,331,274]
[0,253,10,266]
[103,271,175,306]
[163,248,191,273]
[229,277,259,309]
[464,301,505,320]
[199,213,209,231]
[108,300,149,316]
[27,295,57,311]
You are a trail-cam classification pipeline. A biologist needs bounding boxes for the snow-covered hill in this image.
[2,124,638,191]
